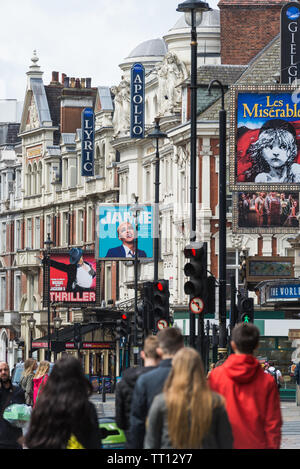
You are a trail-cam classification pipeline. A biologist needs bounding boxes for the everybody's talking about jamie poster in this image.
[96,204,154,260]
[233,87,300,187]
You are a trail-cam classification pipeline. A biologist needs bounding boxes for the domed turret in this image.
[119,38,167,77]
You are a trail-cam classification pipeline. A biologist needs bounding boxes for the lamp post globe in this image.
[177,0,211,26]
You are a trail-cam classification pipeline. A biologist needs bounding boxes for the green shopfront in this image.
[173,309,298,401]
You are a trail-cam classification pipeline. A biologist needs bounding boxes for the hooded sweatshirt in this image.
[208,354,282,449]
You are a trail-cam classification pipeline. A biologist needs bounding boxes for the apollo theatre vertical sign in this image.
[130,63,145,138]
[281,2,300,84]
[81,107,94,176]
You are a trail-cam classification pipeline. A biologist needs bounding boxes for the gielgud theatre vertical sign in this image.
[230,84,300,233]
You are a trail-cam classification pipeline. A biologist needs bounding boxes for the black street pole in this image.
[189,10,197,348]
[148,118,167,282]
[208,79,227,352]
[177,0,211,350]
[44,233,53,361]
[132,196,140,365]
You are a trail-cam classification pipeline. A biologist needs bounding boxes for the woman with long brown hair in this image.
[20,358,37,406]
[144,347,233,449]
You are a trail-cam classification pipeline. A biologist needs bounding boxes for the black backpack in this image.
[267,368,281,389]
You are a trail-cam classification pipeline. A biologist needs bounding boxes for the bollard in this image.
[102,377,106,403]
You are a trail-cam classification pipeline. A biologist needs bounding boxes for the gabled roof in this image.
[30,78,52,124]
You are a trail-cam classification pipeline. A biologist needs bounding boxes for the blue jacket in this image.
[105,245,147,258]
[127,359,172,449]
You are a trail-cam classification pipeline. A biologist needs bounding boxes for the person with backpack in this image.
[265,361,284,390]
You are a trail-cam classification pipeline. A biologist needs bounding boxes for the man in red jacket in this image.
[208,323,282,449]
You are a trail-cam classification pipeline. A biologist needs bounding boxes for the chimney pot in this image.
[75,78,81,88]
[86,78,91,88]
[81,78,86,88]
[64,76,70,88]
[51,71,59,83]
[70,77,76,88]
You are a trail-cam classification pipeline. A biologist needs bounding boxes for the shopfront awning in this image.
[32,323,114,351]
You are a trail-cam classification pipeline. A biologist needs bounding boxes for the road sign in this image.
[189,297,204,314]
[157,319,168,330]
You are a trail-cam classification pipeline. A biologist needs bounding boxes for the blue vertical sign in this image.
[131,63,145,139]
[81,107,94,176]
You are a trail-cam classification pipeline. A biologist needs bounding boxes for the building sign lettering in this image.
[130,63,145,138]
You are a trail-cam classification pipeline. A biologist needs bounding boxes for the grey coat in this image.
[144,392,233,449]
[20,373,34,406]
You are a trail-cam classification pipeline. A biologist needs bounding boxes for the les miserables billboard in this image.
[229,84,300,191]
[43,248,100,307]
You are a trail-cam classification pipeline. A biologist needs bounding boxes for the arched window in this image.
[37,161,42,193]
[27,164,32,196]
[32,162,37,195]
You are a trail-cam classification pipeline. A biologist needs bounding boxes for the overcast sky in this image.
[0,0,219,101]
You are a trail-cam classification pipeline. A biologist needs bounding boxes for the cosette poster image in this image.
[96,204,154,260]
[233,191,299,233]
[230,85,300,190]
[45,249,98,305]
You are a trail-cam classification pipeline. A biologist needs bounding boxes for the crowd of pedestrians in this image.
[0,322,284,449]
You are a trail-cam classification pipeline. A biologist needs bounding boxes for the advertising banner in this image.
[229,84,300,191]
[281,2,300,84]
[232,190,299,233]
[81,107,94,176]
[96,204,154,260]
[43,249,99,306]
[130,63,145,139]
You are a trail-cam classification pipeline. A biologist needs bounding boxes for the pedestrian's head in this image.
[156,327,184,358]
[0,362,10,384]
[163,347,216,448]
[25,356,93,449]
[34,361,50,379]
[231,323,260,355]
[23,358,37,376]
[140,335,160,365]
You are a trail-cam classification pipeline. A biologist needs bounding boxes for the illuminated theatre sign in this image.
[281,2,300,84]
[229,84,300,192]
[130,63,145,139]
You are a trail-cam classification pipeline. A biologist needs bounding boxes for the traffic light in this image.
[115,312,129,340]
[239,297,254,323]
[152,280,170,321]
[73,323,82,350]
[142,282,155,330]
[184,242,207,300]
[136,302,144,346]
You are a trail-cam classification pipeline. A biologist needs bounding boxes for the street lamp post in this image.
[53,315,62,360]
[177,0,211,348]
[44,233,53,361]
[208,79,227,351]
[148,118,167,281]
[130,194,141,365]
[27,316,36,358]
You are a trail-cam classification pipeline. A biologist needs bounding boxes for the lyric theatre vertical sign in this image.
[81,107,94,176]
[281,2,300,84]
[131,63,145,138]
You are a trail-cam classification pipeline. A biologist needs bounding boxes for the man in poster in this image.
[105,222,147,258]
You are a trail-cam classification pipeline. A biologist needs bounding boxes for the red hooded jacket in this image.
[208,354,282,449]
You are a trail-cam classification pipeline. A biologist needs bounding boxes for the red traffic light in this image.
[157,282,164,291]
[121,313,128,320]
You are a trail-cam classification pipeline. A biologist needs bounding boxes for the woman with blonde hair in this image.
[20,358,37,406]
[33,361,50,407]
[144,347,233,449]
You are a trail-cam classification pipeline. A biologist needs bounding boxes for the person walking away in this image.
[128,327,184,449]
[24,355,101,449]
[144,347,233,449]
[20,358,37,406]
[266,361,284,390]
[115,335,160,445]
[0,362,25,449]
[33,361,50,406]
[294,361,300,406]
[208,323,282,449]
